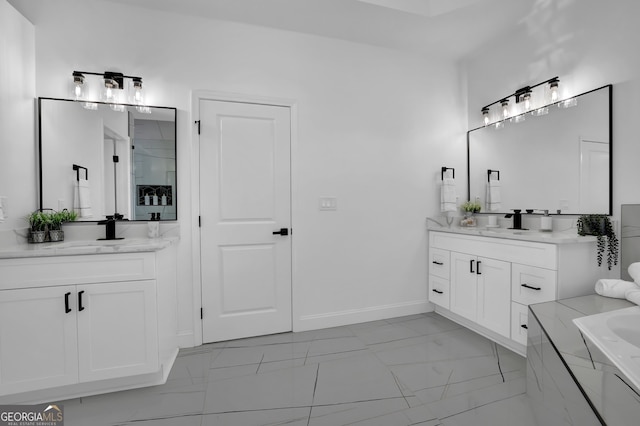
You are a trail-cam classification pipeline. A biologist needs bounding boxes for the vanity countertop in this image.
[427,217,597,244]
[0,237,176,259]
[530,295,640,425]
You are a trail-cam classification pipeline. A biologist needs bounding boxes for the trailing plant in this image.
[577,214,619,270]
[461,200,482,214]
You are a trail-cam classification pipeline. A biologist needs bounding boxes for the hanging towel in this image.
[73,178,93,218]
[440,177,457,212]
[486,179,502,212]
[595,279,639,299]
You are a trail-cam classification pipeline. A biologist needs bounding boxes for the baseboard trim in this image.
[177,331,195,348]
[294,300,431,332]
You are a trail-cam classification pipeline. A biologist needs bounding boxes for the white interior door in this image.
[200,99,292,343]
[579,138,609,212]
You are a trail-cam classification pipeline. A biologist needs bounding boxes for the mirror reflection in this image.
[39,98,177,221]
[468,85,611,215]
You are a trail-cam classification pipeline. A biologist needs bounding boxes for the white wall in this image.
[463,0,640,223]
[10,0,466,344]
[0,0,36,230]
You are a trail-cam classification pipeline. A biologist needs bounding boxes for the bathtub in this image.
[573,306,640,390]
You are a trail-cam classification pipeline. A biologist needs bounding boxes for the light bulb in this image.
[72,72,85,100]
[482,107,490,126]
[103,77,119,103]
[132,78,144,104]
[549,79,560,103]
[501,99,510,119]
[523,92,531,111]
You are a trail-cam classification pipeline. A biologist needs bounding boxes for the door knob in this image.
[272,228,289,236]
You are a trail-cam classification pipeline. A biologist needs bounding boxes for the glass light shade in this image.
[501,100,510,119]
[523,93,531,111]
[549,81,559,102]
[482,108,490,126]
[72,73,85,101]
[130,78,144,105]
[102,78,120,103]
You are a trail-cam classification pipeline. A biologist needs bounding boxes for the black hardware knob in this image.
[65,292,72,314]
[78,290,85,311]
[272,228,289,236]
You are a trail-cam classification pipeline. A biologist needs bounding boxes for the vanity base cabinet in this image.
[429,231,606,356]
[0,250,177,404]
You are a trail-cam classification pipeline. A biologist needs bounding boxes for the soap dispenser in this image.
[148,213,159,238]
[540,210,553,232]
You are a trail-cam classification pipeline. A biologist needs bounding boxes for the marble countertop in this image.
[530,295,640,425]
[0,237,176,259]
[427,216,597,244]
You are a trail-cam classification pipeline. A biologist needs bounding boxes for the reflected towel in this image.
[629,262,640,283]
[73,178,93,218]
[595,279,638,299]
[625,288,640,306]
[486,180,502,212]
[440,177,457,212]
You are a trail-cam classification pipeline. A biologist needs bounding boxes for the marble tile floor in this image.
[59,313,540,426]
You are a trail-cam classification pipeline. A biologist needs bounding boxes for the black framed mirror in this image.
[38,97,177,221]
[467,84,612,215]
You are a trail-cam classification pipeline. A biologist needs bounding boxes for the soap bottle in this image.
[152,193,158,206]
[148,213,159,238]
[540,210,552,232]
[161,195,167,206]
[144,194,150,205]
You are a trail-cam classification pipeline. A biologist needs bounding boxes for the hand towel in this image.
[595,279,639,299]
[73,178,93,218]
[486,180,502,212]
[625,288,640,306]
[440,177,457,212]
[629,262,640,283]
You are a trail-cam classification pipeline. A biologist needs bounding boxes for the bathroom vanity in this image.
[428,225,609,356]
[0,238,178,404]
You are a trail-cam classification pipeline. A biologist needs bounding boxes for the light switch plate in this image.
[319,197,337,211]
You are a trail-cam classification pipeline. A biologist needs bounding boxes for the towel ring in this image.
[487,169,500,182]
[441,167,455,180]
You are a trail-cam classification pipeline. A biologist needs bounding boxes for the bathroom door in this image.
[199,99,292,343]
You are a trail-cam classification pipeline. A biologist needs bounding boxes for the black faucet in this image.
[97,214,125,240]
[505,209,527,230]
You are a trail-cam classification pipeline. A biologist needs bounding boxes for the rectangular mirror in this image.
[38,98,177,221]
[467,85,612,215]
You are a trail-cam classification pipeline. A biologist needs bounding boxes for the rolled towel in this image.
[629,262,640,283]
[625,288,640,306]
[595,279,639,299]
[440,177,457,213]
[486,180,502,212]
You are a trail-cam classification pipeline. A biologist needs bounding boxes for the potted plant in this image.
[577,214,619,270]
[460,200,482,227]
[48,209,78,242]
[27,211,50,243]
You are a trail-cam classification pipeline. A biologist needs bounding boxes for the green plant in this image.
[27,211,50,232]
[577,214,619,270]
[461,200,482,214]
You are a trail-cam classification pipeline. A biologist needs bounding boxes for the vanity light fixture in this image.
[70,70,148,112]
[482,107,490,126]
[480,76,569,127]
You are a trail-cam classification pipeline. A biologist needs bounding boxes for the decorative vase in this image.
[460,213,477,227]
[29,231,47,243]
[48,229,64,242]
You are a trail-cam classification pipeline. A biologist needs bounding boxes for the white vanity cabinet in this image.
[0,245,178,403]
[429,230,606,355]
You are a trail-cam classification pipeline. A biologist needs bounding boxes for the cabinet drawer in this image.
[429,275,450,310]
[429,248,450,280]
[0,253,156,290]
[511,302,529,345]
[511,264,557,305]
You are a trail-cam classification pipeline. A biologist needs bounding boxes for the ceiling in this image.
[9,0,536,60]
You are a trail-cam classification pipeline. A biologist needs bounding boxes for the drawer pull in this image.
[432,289,444,294]
[521,324,528,330]
[476,260,482,275]
[470,259,475,273]
[78,290,85,312]
[64,292,72,314]
[432,261,444,265]
[521,283,542,291]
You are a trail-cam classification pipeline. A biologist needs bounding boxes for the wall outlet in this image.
[319,197,337,211]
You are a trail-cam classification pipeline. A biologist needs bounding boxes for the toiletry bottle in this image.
[148,213,159,238]
[144,194,150,205]
[541,210,552,231]
[161,195,167,206]
[152,194,158,206]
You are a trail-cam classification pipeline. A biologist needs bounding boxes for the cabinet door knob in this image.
[432,289,444,294]
[78,290,85,312]
[64,292,72,314]
[470,259,475,273]
[521,283,541,291]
